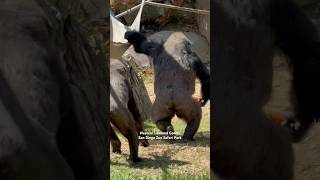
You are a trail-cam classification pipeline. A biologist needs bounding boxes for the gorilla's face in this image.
[124,31,164,57]
[124,31,147,45]
[124,31,152,55]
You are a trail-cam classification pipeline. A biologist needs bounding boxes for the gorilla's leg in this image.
[153,98,175,132]
[175,97,202,140]
[183,117,201,141]
[128,95,149,147]
[110,109,140,162]
[110,124,121,154]
[134,120,149,147]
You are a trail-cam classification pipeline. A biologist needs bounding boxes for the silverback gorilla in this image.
[110,59,149,162]
[0,0,107,179]
[212,0,320,179]
[124,31,210,140]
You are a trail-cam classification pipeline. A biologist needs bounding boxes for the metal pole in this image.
[114,0,209,18]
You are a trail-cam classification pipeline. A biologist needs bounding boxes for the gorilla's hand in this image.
[200,97,209,106]
[200,79,210,106]
[284,116,313,143]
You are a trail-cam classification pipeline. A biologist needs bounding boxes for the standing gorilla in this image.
[124,31,210,140]
[110,59,149,162]
[212,0,320,179]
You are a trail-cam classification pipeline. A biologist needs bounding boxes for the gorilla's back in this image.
[153,32,196,99]
[110,59,130,111]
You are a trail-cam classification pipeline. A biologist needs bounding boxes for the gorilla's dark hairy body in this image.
[125,31,210,140]
[110,59,149,162]
[212,0,320,179]
[0,0,107,179]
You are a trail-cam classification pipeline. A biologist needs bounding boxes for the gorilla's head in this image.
[124,31,161,56]
[124,31,148,54]
[124,31,147,45]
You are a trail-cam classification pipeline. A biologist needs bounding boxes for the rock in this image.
[195,0,210,41]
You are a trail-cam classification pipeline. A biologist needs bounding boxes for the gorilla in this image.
[124,31,210,140]
[110,59,149,162]
[0,0,107,179]
[212,0,320,179]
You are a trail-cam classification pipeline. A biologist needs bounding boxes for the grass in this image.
[110,68,210,180]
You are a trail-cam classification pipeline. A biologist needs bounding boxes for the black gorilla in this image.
[110,59,149,162]
[124,31,210,140]
[212,0,320,179]
[0,0,107,180]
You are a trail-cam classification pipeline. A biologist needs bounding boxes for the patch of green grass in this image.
[111,71,210,179]
[111,166,210,180]
[111,114,210,179]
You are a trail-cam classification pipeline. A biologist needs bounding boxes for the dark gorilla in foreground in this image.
[124,31,210,140]
[0,0,107,179]
[212,0,320,179]
[110,59,149,162]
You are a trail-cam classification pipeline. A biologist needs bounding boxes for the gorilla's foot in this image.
[112,148,121,154]
[111,140,121,154]
[166,125,174,133]
[284,117,312,143]
[140,139,150,147]
[182,136,195,142]
[156,118,174,132]
[129,156,142,163]
[182,119,200,141]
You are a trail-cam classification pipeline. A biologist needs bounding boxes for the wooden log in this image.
[118,56,153,121]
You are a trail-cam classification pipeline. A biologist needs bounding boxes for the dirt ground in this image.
[110,69,210,179]
[110,20,210,177]
[264,54,320,180]
[110,45,320,179]
[110,6,320,177]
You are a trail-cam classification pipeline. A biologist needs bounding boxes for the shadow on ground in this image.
[111,147,190,173]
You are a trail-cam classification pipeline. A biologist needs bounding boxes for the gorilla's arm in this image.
[191,53,210,106]
[271,0,320,141]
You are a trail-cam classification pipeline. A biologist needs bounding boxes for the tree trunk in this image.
[120,57,153,121]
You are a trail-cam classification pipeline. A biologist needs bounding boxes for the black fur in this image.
[193,58,210,106]
[271,0,320,141]
[124,31,210,106]
[0,1,107,179]
[125,31,208,140]
[213,0,320,179]
[124,31,161,56]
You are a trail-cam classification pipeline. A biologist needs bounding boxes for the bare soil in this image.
[110,68,210,179]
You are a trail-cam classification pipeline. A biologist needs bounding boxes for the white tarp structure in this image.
[110,0,145,43]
